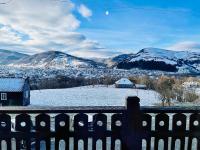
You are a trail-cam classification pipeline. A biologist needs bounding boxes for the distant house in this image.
[135,84,147,90]
[115,78,134,88]
[0,78,30,106]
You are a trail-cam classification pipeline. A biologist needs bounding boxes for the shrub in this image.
[184,91,199,102]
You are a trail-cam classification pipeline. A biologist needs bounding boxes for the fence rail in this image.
[0,97,199,150]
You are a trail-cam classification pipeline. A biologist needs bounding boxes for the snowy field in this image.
[30,85,160,106]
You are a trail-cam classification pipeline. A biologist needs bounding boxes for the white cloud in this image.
[69,50,121,58]
[0,0,101,57]
[0,26,21,43]
[77,4,92,18]
[167,41,200,52]
[66,39,121,58]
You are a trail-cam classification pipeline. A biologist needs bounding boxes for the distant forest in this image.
[117,60,178,72]
[30,76,116,90]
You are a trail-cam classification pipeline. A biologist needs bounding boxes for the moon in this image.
[105,11,109,16]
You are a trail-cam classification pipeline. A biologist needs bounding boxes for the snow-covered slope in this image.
[30,85,160,106]
[130,48,200,62]
[0,49,28,65]
[115,48,200,73]
[10,51,105,68]
[105,54,134,67]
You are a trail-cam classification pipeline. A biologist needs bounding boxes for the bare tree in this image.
[184,90,199,103]
[155,76,175,106]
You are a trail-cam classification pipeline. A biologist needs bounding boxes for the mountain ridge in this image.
[114,48,200,73]
[9,50,105,68]
[0,49,28,65]
[1,48,200,74]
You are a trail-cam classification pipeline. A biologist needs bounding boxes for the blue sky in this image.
[74,0,200,52]
[0,0,200,58]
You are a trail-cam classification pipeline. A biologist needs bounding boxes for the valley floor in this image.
[30,85,160,106]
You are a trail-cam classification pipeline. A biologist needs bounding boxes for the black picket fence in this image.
[0,96,199,149]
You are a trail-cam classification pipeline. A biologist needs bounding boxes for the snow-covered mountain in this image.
[0,49,28,65]
[112,48,200,73]
[105,54,134,67]
[10,51,105,68]
[1,48,200,74]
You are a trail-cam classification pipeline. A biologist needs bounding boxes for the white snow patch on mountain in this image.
[130,48,189,65]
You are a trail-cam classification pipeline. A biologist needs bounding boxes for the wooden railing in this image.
[0,97,199,150]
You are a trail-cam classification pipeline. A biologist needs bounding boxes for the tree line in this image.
[129,76,199,106]
[29,75,200,106]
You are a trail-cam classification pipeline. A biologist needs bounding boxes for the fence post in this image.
[122,96,142,150]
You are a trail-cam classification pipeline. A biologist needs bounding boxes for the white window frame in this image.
[1,93,7,101]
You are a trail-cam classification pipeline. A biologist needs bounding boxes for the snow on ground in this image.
[30,85,160,106]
